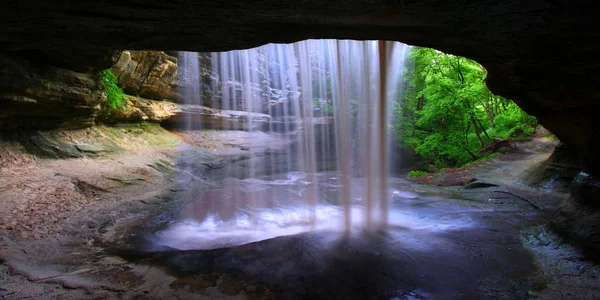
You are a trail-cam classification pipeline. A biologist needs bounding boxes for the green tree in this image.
[394,47,536,168]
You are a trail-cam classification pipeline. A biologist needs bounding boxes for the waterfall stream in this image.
[158,40,408,250]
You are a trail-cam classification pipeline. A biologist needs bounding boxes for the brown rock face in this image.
[128,96,179,122]
[111,51,181,101]
[0,52,106,130]
[96,95,179,123]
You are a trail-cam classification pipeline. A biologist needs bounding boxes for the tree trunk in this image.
[463,147,478,160]
[493,95,501,117]
[501,99,508,111]
[477,118,490,140]
[464,122,471,145]
[470,113,484,148]
[479,98,495,128]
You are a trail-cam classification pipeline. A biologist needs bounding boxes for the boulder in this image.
[129,96,179,122]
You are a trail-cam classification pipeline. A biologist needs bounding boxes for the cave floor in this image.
[1,135,599,299]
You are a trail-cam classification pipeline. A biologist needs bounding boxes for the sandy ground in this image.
[0,132,597,299]
[0,126,286,299]
[0,144,179,299]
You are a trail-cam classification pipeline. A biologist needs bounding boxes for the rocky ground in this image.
[0,129,598,299]
[405,136,559,187]
[0,126,180,298]
[0,124,299,299]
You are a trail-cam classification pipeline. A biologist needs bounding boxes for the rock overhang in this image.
[1,0,599,175]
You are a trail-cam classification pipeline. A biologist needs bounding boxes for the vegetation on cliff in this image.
[394,47,537,169]
[98,69,126,114]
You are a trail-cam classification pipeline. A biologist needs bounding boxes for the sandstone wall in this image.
[110,51,181,102]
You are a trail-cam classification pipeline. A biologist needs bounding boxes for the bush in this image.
[489,103,537,139]
[408,170,428,178]
[98,69,126,112]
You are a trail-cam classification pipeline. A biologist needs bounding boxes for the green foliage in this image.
[487,102,537,139]
[312,98,334,116]
[393,46,537,169]
[98,69,126,112]
[41,79,51,90]
[408,170,428,178]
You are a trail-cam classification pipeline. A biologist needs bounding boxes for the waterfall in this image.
[177,51,201,130]
[166,40,407,249]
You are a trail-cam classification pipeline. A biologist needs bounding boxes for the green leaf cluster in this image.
[98,69,126,112]
[393,47,537,169]
[408,170,428,178]
[313,98,334,116]
[486,102,537,139]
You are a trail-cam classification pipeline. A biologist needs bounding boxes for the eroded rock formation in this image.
[0,52,111,129]
[111,51,181,101]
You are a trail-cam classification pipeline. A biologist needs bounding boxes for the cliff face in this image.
[0,50,190,130]
[0,50,272,132]
[0,51,117,130]
[110,51,181,102]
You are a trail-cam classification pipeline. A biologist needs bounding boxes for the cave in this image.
[1,1,599,299]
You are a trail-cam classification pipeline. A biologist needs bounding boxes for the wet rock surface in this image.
[163,105,272,131]
[521,141,581,193]
[550,172,600,262]
[120,187,553,299]
[521,226,600,299]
